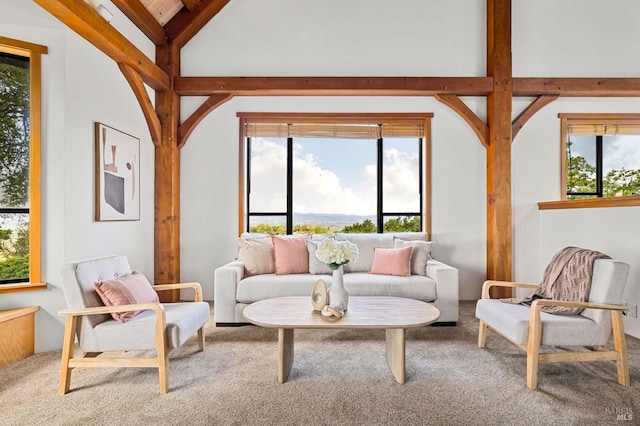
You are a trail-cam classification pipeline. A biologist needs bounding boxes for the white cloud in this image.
[248,138,287,212]
[603,135,640,173]
[382,148,420,212]
[249,138,419,215]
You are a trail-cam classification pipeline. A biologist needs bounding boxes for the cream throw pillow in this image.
[307,238,334,275]
[393,238,434,276]
[237,236,275,275]
[334,233,394,272]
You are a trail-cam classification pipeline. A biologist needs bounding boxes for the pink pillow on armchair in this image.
[369,246,413,277]
[94,271,159,323]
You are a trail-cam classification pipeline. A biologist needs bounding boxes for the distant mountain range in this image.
[294,213,375,225]
[255,213,375,226]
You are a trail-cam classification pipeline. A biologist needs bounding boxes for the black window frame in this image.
[245,134,424,234]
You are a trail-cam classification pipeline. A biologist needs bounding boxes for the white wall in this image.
[0,0,156,352]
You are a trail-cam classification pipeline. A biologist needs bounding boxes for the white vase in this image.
[328,265,349,311]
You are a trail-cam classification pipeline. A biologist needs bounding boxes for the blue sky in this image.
[249,136,420,215]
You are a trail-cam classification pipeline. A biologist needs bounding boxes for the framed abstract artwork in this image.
[95,123,140,221]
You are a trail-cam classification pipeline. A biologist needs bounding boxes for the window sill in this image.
[0,282,47,295]
[538,196,640,210]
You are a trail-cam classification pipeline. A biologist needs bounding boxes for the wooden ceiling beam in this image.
[112,0,167,45]
[33,0,169,91]
[174,76,494,96]
[165,0,231,48]
[513,78,640,97]
[181,0,203,12]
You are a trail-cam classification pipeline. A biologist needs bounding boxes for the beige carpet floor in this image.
[1,301,639,426]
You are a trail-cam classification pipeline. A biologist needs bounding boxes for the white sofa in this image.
[214,232,459,325]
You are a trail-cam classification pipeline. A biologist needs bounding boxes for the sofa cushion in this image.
[393,238,433,276]
[236,274,328,303]
[236,272,437,304]
[335,233,394,272]
[307,238,334,275]
[273,235,310,274]
[94,271,159,323]
[343,273,437,301]
[369,246,412,277]
[237,236,274,276]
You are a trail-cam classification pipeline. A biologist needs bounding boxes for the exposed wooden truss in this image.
[34,0,169,91]
[486,0,513,296]
[34,0,640,297]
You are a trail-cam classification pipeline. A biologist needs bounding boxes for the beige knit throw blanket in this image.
[502,246,610,315]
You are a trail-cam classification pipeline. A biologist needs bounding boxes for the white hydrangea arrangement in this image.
[315,239,359,270]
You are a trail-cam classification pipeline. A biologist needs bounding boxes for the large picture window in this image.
[560,114,640,200]
[0,37,46,291]
[238,113,432,235]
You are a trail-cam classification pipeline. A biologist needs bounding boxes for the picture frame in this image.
[95,123,140,221]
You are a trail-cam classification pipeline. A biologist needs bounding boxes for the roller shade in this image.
[244,122,424,139]
[567,123,640,136]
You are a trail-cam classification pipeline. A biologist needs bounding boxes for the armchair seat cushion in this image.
[86,301,210,352]
[476,299,610,347]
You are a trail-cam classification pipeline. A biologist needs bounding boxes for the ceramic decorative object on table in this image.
[311,279,328,311]
[314,239,359,313]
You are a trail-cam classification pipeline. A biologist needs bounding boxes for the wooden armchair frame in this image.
[478,280,629,389]
[58,282,205,395]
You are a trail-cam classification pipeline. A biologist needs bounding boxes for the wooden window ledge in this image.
[538,196,640,210]
[0,282,47,295]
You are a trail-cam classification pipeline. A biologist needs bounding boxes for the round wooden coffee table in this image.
[243,296,440,384]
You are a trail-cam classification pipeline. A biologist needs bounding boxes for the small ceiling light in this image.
[96,4,113,23]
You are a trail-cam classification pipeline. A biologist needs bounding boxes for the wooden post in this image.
[486,0,513,297]
[154,42,181,301]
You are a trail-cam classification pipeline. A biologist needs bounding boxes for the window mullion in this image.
[596,135,603,197]
[377,133,383,233]
[419,137,424,231]
[246,137,252,232]
[286,136,293,234]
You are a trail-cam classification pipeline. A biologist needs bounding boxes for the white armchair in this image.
[58,255,210,394]
[475,258,630,389]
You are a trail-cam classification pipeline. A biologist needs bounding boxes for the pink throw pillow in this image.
[94,271,159,323]
[369,246,413,277]
[272,235,310,275]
